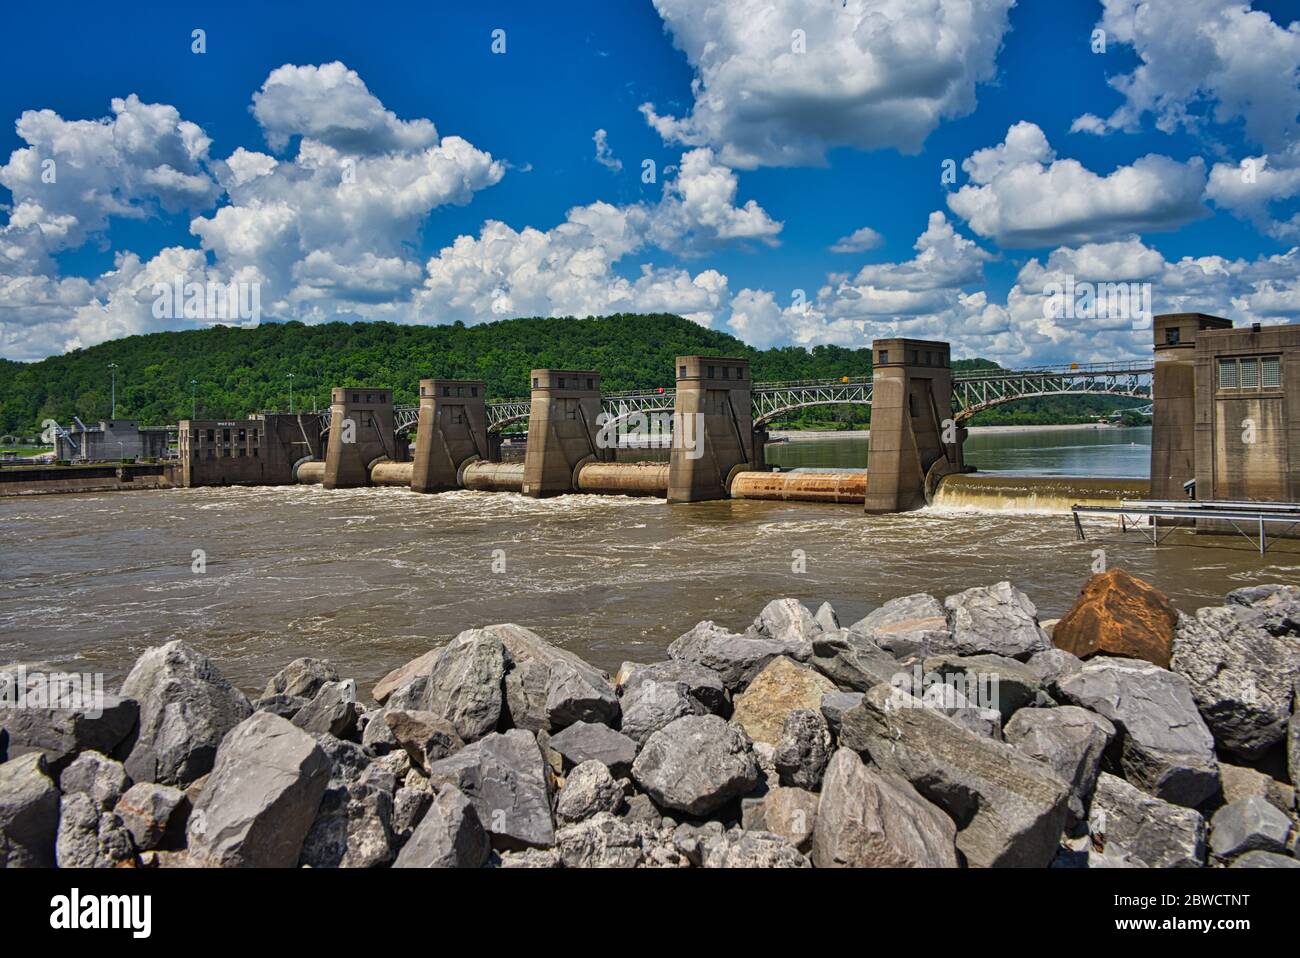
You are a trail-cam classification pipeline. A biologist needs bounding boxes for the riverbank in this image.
[770,423,1127,442]
[2,577,1295,868]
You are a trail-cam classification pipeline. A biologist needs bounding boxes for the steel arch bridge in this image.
[313,361,1153,435]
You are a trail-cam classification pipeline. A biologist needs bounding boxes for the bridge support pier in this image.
[521,370,607,497]
[411,379,488,493]
[863,339,961,513]
[323,387,396,489]
[668,356,757,502]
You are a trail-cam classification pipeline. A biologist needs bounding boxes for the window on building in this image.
[707,366,715,378]
[1240,358,1260,389]
[679,365,686,377]
[237,429,246,442]
[456,386,465,397]
[252,447,259,458]
[1218,358,1239,389]
[879,350,889,364]
[1262,355,1282,389]
[1165,327,1181,345]
[471,386,478,397]
[222,429,231,442]
[586,377,594,390]
[533,377,539,388]
[206,429,215,443]
[442,386,450,397]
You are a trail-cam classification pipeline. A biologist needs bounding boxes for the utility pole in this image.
[108,363,118,419]
[190,379,198,420]
[287,372,295,414]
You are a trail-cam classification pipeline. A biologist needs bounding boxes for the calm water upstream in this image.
[2,426,1296,696]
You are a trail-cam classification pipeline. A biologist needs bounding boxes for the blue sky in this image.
[2,0,1299,364]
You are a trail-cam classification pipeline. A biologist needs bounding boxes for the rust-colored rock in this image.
[1052,569,1176,669]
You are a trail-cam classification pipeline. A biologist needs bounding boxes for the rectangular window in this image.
[1165,327,1181,345]
[679,365,686,377]
[222,429,231,442]
[1240,358,1259,389]
[532,377,539,388]
[707,366,715,378]
[238,429,246,442]
[442,386,450,397]
[206,429,215,443]
[1261,355,1282,388]
[559,377,567,389]
[1218,358,1239,389]
[586,377,594,390]
[879,350,889,364]
[471,386,478,397]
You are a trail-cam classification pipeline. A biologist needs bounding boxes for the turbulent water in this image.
[2,426,1296,696]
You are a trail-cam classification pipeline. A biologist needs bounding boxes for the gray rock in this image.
[1025,647,1084,694]
[809,629,903,692]
[494,847,563,868]
[1209,796,1295,860]
[416,629,507,742]
[250,693,309,720]
[185,712,332,867]
[749,598,819,657]
[424,729,555,850]
[555,811,652,868]
[383,709,464,772]
[619,671,711,746]
[372,648,440,706]
[631,715,760,817]
[849,592,951,657]
[547,721,638,778]
[819,690,863,736]
[1290,709,1299,793]
[393,785,489,868]
[918,682,1002,739]
[701,829,810,868]
[1172,605,1300,759]
[0,753,60,867]
[59,751,130,811]
[621,793,662,828]
[392,784,432,842]
[1,691,138,775]
[556,760,623,823]
[667,621,798,690]
[483,624,616,732]
[1004,706,1116,827]
[263,657,339,700]
[1226,583,1300,635]
[120,640,253,786]
[921,653,1043,722]
[114,782,189,851]
[773,708,831,790]
[1088,772,1206,868]
[621,659,729,714]
[812,748,958,868]
[752,786,818,853]
[1057,656,1220,807]
[55,792,135,868]
[1230,850,1300,868]
[942,581,1052,660]
[840,684,1070,867]
[813,602,840,633]
[299,739,396,869]
[291,679,362,740]
[361,707,399,754]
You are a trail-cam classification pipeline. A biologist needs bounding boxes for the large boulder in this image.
[839,684,1070,867]
[291,679,362,740]
[618,660,728,745]
[185,712,332,867]
[554,812,681,868]
[372,649,440,705]
[813,748,956,868]
[383,709,464,773]
[819,690,864,736]
[424,729,556,850]
[745,786,819,853]
[393,786,490,868]
[547,721,638,778]
[55,792,135,868]
[1025,647,1084,693]
[749,598,819,657]
[299,737,396,868]
[474,624,617,733]
[668,621,799,690]
[115,782,189,851]
[773,708,832,790]
[1004,706,1116,827]
[411,630,508,742]
[556,760,623,823]
[59,752,130,812]
[119,640,253,786]
[631,715,760,817]
[809,630,902,692]
[920,653,1043,722]
[263,657,339,701]
[731,657,836,746]
[1088,772,1206,868]
[849,593,951,657]
[1,685,137,774]
[1171,605,1300,760]
[1051,569,1178,668]
[1208,796,1295,861]
[1231,850,1300,868]
[1219,762,1295,815]
[942,582,1052,660]
[1057,657,1220,807]
[1227,584,1300,636]
[0,753,60,867]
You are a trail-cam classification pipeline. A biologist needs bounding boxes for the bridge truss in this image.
[951,362,1152,423]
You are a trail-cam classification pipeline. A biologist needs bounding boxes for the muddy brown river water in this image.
[1,427,1297,696]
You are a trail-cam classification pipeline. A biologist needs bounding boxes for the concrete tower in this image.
[410,379,488,493]
[323,387,396,489]
[667,356,755,503]
[1150,313,1232,501]
[521,370,605,497]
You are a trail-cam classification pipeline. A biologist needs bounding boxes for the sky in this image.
[2,0,1299,365]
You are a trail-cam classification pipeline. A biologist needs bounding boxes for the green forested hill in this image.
[0,314,1142,435]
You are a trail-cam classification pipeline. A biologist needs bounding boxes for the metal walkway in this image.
[1071,499,1300,554]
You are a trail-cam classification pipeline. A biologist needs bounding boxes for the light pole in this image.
[287,373,295,414]
[108,363,118,419]
[190,379,198,420]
